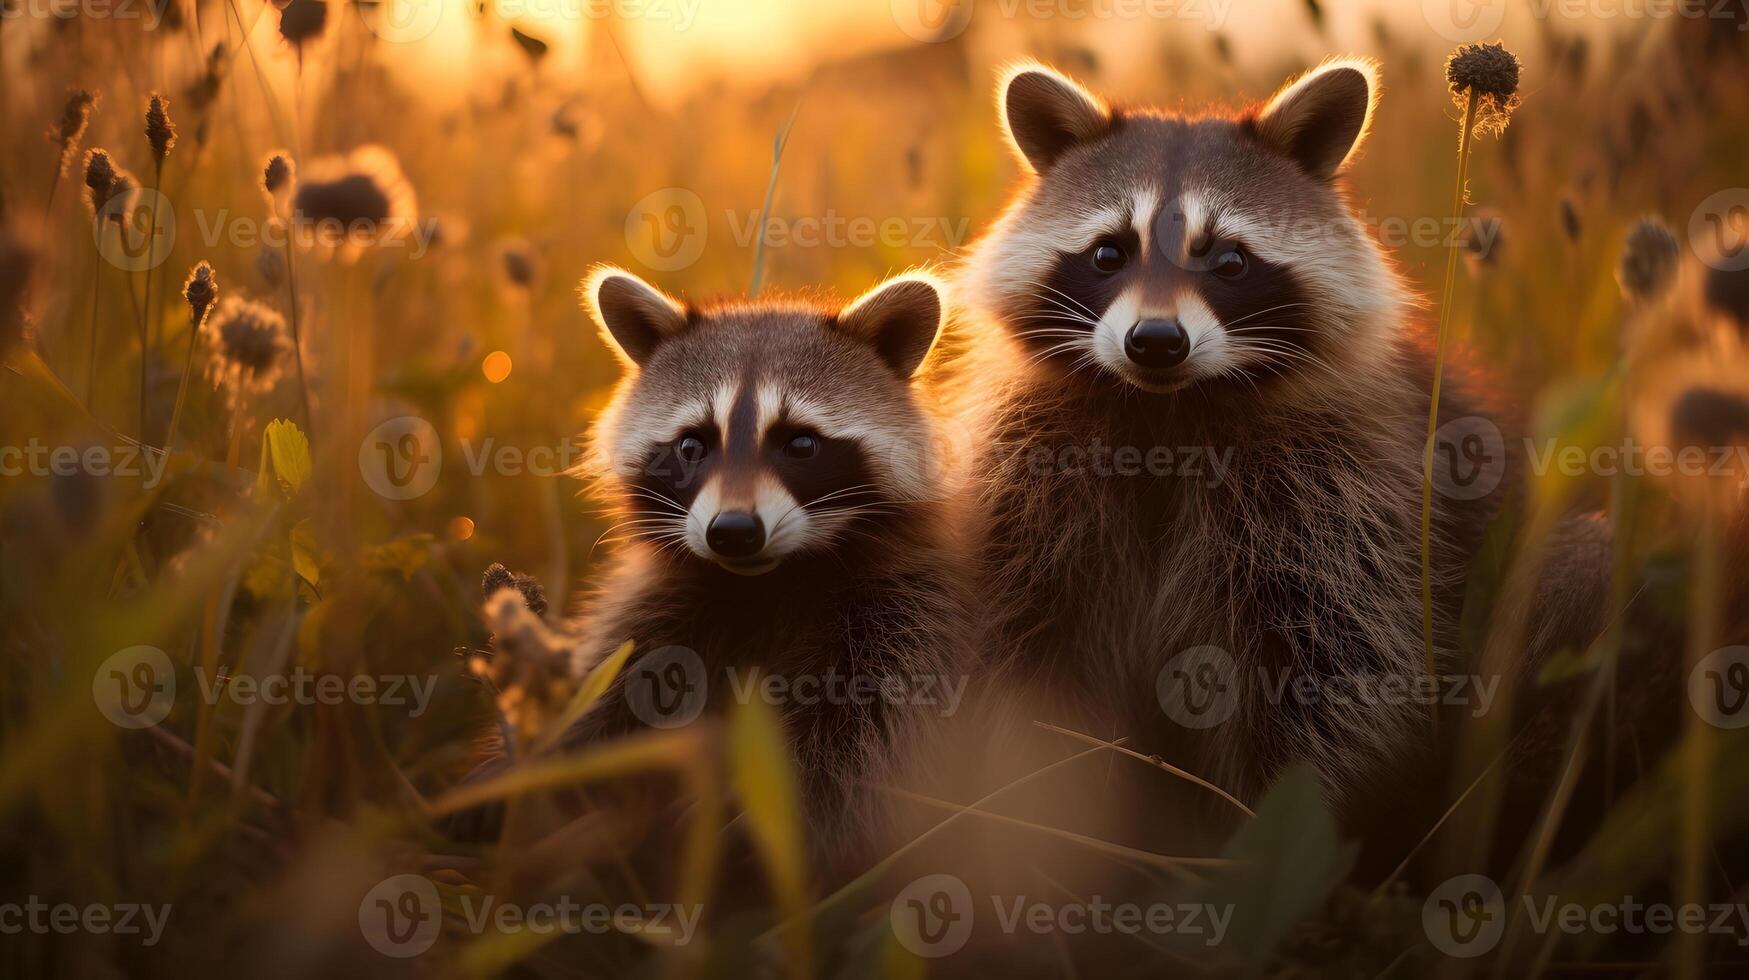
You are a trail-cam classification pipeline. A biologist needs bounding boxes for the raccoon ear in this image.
[835,273,945,379]
[581,265,688,368]
[1252,58,1379,179]
[999,64,1112,173]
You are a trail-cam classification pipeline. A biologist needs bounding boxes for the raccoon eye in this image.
[1211,247,1247,280]
[676,434,708,463]
[1090,242,1127,274]
[782,433,820,460]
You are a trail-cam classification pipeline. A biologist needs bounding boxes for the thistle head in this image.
[206,295,291,394]
[1446,42,1522,137]
[145,93,177,163]
[278,0,327,61]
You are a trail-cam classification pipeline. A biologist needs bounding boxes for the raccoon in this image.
[946,59,1518,827]
[550,266,974,865]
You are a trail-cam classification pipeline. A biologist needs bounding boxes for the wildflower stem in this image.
[1421,91,1478,729]
[141,160,164,441]
[281,238,313,435]
[163,308,203,453]
[86,232,103,410]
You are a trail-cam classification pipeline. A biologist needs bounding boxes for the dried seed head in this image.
[278,0,327,57]
[482,562,549,617]
[1446,42,1522,137]
[510,26,549,62]
[102,172,139,225]
[206,295,291,393]
[45,90,97,174]
[1617,217,1680,304]
[183,261,217,326]
[145,93,177,162]
[82,148,116,215]
[498,239,539,290]
[1557,195,1582,244]
[290,146,418,257]
[263,153,294,197]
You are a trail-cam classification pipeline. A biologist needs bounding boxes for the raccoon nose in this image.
[1125,319,1191,369]
[706,512,765,559]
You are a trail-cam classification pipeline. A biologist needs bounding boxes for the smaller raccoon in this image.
[553,266,974,865]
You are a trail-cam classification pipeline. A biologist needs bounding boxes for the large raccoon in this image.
[547,266,975,867]
[947,59,1530,832]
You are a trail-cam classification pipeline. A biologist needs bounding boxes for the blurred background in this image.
[2,0,1748,976]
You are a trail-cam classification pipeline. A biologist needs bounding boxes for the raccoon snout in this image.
[1124,319,1191,369]
[706,511,766,559]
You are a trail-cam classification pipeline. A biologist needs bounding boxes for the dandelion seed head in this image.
[1446,42,1522,137]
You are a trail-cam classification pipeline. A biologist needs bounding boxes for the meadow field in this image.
[3,0,1749,976]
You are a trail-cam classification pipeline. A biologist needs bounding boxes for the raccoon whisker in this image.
[622,487,688,514]
[1027,282,1102,320]
[1219,302,1315,329]
[767,483,889,540]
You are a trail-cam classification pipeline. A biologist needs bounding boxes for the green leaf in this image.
[254,418,311,500]
[1190,765,1357,977]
